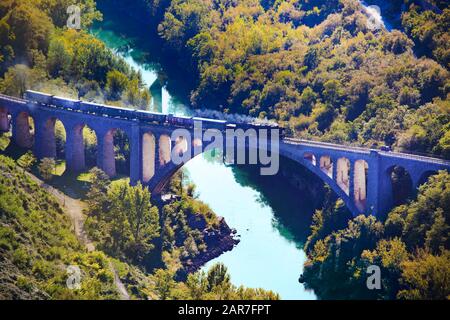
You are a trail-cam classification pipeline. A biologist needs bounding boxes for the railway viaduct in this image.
[1,93,449,218]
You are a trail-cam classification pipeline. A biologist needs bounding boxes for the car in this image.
[380,146,392,152]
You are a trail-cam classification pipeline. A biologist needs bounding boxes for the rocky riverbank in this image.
[177,212,240,280]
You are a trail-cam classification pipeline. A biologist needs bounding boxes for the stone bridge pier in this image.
[65,124,86,173]
[12,112,34,149]
[0,107,10,132]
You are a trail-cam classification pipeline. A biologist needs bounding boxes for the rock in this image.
[186,212,208,231]
[175,216,240,280]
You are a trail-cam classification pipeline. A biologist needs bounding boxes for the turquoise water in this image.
[91,10,316,300]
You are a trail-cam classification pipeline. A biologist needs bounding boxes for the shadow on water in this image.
[229,157,326,246]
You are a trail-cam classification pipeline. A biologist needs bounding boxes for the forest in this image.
[0,0,449,300]
[135,0,450,158]
[136,0,450,300]
[0,0,278,300]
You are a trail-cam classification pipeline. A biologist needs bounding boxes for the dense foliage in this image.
[301,171,450,300]
[0,155,119,299]
[85,170,161,265]
[0,154,278,300]
[0,0,150,108]
[141,0,450,157]
[83,168,278,299]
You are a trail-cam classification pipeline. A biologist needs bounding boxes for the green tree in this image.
[186,271,208,300]
[86,167,110,217]
[123,182,160,261]
[106,70,129,101]
[153,269,176,300]
[38,157,55,181]
[398,250,450,300]
[17,151,36,171]
[206,263,231,292]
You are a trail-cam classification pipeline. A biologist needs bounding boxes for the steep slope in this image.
[0,155,119,299]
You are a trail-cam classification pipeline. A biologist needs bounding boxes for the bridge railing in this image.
[283,136,450,166]
[0,93,27,104]
[283,137,371,153]
[380,150,450,166]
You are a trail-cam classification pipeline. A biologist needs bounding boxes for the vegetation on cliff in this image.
[0,0,150,108]
[0,155,120,299]
[137,0,449,158]
[301,171,450,300]
[0,153,278,300]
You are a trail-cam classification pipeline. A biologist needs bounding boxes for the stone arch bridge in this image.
[1,93,449,218]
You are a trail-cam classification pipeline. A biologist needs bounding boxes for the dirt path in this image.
[26,172,130,300]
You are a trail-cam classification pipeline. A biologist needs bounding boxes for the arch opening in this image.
[40,117,67,175]
[193,138,203,156]
[0,107,11,132]
[173,136,188,157]
[143,132,156,183]
[388,166,413,206]
[103,128,130,177]
[304,152,316,166]
[320,155,333,178]
[54,119,66,175]
[159,134,171,166]
[0,107,12,150]
[83,125,98,169]
[354,160,368,212]
[337,157,350,195]
[417,170,438,188]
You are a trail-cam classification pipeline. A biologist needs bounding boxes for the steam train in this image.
[25,90,284,134]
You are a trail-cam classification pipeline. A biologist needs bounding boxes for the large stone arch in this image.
[148,142,361,217]
[280,150,360,216]
[149,137,212,195]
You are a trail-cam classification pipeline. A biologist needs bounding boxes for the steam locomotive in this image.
[24,90,284,135]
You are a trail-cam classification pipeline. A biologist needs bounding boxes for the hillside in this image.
[0,155,120,299]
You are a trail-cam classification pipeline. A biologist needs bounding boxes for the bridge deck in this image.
[1,93,449,166]
[0,94,26,104]
[282,138,450,166]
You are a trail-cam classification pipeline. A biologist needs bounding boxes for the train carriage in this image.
[52,96,81,110]
[80,101,105,115]
[168,114,194,128]
[25,90,53,105]
[136,110,167,124]
[192,117,227,131]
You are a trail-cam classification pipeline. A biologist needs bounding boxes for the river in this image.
[91,4,318,300]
